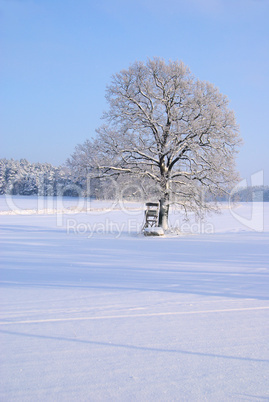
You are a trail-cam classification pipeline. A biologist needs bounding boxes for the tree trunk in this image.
[158,195,169,230]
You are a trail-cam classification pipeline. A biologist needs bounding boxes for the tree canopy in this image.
[68,58,242,229]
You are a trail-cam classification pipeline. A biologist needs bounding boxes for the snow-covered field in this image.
[0,196,269,401]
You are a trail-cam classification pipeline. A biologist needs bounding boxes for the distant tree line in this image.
[0,158,268,201]
[229,186,269,202]
[0,158,82,197]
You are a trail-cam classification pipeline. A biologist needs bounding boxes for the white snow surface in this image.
[0,196,269,401]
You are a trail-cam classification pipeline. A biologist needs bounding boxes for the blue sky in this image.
[1,0,269,184]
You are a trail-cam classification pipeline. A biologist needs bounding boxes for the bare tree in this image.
[68,58,242,229]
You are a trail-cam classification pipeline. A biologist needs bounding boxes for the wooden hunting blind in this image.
[143,202,160,228]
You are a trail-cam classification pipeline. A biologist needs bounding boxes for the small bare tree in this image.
[68,58,242,229]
